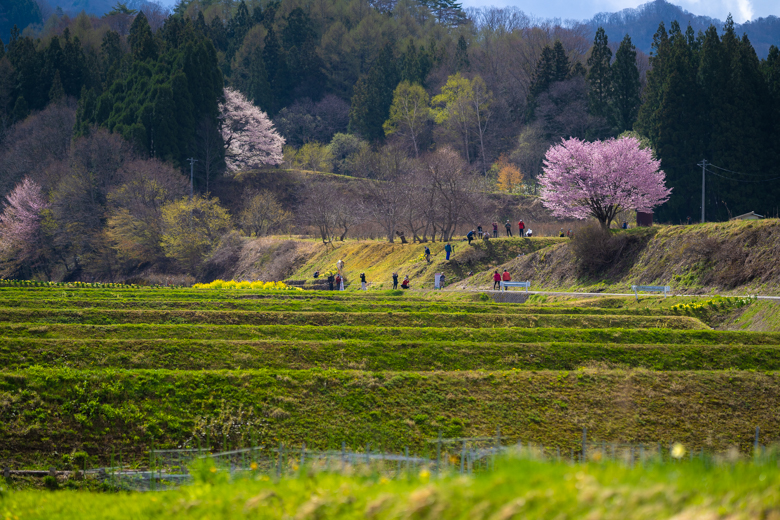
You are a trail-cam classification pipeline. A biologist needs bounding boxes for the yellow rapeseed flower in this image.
[671,443,686,459]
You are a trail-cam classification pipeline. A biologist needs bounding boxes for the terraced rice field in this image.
[1,286,780,469]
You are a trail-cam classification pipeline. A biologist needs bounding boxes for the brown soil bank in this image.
[462,220,780,296]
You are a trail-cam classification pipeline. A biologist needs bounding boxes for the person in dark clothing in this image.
[327,273,335,290]
[424,246,431,263]
[492,222,499,238]
[505,220,512,237]
[392,272,399,290]
[467,230,475,244]
[360,272,367,290]
[313,270,320,278]
[477,225,483,238]
[444,243,452,260]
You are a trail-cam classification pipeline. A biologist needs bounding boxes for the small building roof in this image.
[732,211,764,221]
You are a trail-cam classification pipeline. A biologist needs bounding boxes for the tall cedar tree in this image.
[636,22,703,222]
[349,44,400,141]
[530,45,555,97]
[609,35,641,132]
[282,8,325,101]
[128,12,158,62]
[587,27,611,118]
[262,26,290,115]
[454,35,469,71]
[85,20,223,167]
[700,18,772,220]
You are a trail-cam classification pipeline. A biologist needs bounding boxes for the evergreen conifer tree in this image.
[262,26,289,114]
[12,96,28,122]
[609,35,640,132]
[529,45,555,97]
[48,70,65,103]
[248,44,272,110]
[551,41,569,82]
[75,86,97,136]
[454,35,469,71]
[636,22,703,222]
[587,27,611,118]
[349,44,399,140]
[128,12,157,61]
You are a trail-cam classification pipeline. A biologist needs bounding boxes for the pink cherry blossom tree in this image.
[219,88,285,173]
[539,136,671,228]
[0,177,50,277]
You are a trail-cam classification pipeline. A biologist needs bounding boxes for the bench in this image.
[631,285,671,301]
[500,281,530,292]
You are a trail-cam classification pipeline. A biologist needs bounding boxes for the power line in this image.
[707,163,779,178]
[705,169,780,183]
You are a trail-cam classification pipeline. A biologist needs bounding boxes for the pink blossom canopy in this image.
[0,177,49,262]
[539,136,671,226]
[219,88,285,172]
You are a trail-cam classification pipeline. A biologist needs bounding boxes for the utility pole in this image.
[188,157,198,201]
[187,157,198,230]
[697,159,707,223]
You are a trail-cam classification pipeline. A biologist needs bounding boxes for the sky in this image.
[458,0,779,23]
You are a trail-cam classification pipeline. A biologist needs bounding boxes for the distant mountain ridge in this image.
[585,0,780,58]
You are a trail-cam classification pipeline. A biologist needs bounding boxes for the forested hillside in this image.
[589,0,780,59]
[0,0,779,283]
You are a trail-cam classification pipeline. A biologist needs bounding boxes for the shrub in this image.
[160,196,233,271]
[43,475,59,490]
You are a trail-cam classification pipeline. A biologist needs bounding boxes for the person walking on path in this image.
[360,272,367,290]
[492,222,498,238]
[444,243,452,260]
[505,220,512,237]
[501,269,511,290]
[467,229,475,244]
[492,270,501,290]
[424,246,431,263]
[518,219,525,237]
[392,272,398,290]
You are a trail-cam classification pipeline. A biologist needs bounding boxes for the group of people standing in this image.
[492,269,513,290]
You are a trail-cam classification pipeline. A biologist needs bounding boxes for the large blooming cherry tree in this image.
[539,136,671,228]
[0,177,50,276]
[219,88,285,172]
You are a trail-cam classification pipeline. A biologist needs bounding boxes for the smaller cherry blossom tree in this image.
[219,88,285,173]
[539,136,671,228]
[0,178,51,277]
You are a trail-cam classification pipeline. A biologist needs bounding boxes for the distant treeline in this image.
[0,0,779,256]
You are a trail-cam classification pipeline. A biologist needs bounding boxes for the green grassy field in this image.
[1,284,779,516]
[3,456,780,519]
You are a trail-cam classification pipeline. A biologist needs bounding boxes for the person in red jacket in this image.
[501,270,511,290]
[492,270,501,290]
[518,219,525,237]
